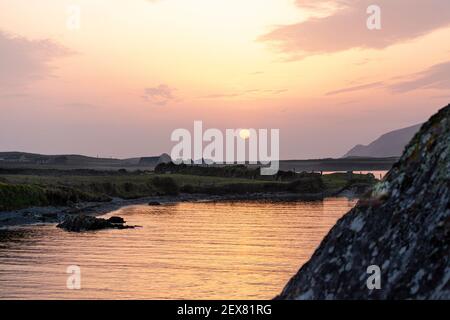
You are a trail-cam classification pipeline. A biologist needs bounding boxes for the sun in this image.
[239,129,251,140]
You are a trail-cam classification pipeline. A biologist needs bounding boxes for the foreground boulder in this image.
[57,215,134,232]
[278,104,450,299]
[107,216,125,224]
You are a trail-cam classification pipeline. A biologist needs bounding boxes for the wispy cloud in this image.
[326,81,384,96]
[389,60,450,93]
[325,60,450,96]
[199,88,288,99]
[61,102,97,109]
[0,93,29,100]
[0,31,73,90]
[142,84,176,106]
[200,93,242,99]
[259,0,450,59]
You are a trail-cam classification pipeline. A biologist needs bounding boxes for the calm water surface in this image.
[0,198,356,299]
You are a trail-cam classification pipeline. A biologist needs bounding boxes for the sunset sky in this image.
[0,0,449,159]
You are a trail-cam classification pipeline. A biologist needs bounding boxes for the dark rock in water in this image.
[277,104,450,300]
[57,215,134,232]
[107,216,125,224]
[148,201,161,206]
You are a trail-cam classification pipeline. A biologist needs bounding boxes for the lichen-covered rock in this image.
[277,104,450,300]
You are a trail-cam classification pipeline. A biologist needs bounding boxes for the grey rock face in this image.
[278,104,450,300]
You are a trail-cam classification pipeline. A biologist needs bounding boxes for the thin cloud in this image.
[353,58,378,66]
[249,71,265,75]
[0,31,73,89]
[266,89,288,94]
[62,102,97,109]
[142,84,176,106]
[259,0,450,59]
[200,93,241,99]
[199,88,288,99]
[389,61,450,93]
[0,93,29,100]
[0,31,72,85]
[326,81,384,96]
[326,60,450,96]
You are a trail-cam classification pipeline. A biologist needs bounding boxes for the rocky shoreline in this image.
[0,189,357,229]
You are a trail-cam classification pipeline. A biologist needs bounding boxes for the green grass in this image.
[162,174,275,186]
[0,183,47,211]
[322,172,377,191]
[322,173,351,190]
[0,171,377,211]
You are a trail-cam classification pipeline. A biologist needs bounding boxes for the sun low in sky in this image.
[0,0,449,159]
[239,129,251,140]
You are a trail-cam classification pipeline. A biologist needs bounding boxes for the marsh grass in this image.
[0,170,376,211]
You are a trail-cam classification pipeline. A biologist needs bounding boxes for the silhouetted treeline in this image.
[154,162,321,181]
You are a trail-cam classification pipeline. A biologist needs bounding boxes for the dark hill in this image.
[0,152,171,170]
[343,123,421,158]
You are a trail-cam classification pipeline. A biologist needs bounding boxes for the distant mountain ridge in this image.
[0,151,399,171]
[343,123,422,158]
[0,152,171,169]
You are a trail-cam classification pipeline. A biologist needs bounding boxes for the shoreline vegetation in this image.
[0,163,377,227]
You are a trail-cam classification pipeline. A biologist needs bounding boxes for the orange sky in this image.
[0,0,449,159]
